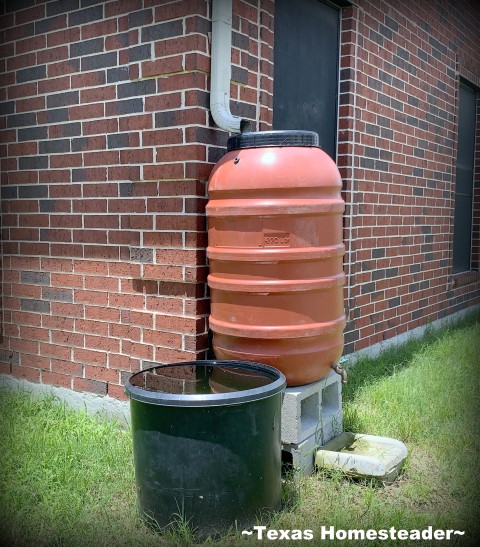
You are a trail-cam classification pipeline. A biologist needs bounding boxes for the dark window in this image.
[453,81,478,273]
[272,0,341,159]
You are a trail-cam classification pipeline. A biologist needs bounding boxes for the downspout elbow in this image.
[210,98,250,133]
[210,0,249,133]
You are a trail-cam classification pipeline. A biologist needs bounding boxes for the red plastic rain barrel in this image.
[206,131,345,386]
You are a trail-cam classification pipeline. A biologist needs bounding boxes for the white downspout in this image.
[210,0,249,133]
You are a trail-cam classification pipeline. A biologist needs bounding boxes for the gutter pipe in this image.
[210,0,249,133]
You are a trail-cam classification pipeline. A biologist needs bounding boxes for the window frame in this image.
[452,79,479,275]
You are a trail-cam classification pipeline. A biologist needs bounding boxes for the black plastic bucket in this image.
[125,360,286,537]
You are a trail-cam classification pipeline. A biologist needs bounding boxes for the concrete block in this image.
[282,433,318,476]
[281,370,343,445]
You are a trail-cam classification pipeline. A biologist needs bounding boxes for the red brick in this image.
[7,171,38,184]
[10,257,40,271]
[158,71,207,94]
[48,59,80,77]
[108,230,140,245]
[119,114,153,131]
[14,4,45,24]
[73,199,107,213]
[75,319,109,336]
[83,118,118,135]
[7,53,36,71]
[11,364,41,382]
[156,144,205,162]
[74,347,107,367]
[9,336,38,353]
[16,35,46,54]
[143,231,183,247]
[142,128,183,146]
[143,329,182,348]
[185,53,210,72]
[108,353,140,371]
[74,260,108,275]
[74,289,109,306]
[121,278,157,294]
[107,383,129,400]
[143,163,184,180]
[119,148,153,164]
[81,19,117,40]
[107,198,145,213]
[42,315,75,331]
[108,292,145,309]
[100,263,135,280]
[8,141,37,156]
[0,13,14,30]
[51,302,84,318]
[155,315,205,335]
[15,96,45,113]
[155,214,205,231]
[142,265,183,282]
[39,342,72,360]
[121,340,153,360]
[20,242,50,257]
[153,0,207,21]
[69,103,105,121]
[85,364,119,383]
[154,348,200,364]
[37,46,69,65]
[71,71,106,88]
[109,323,141,342]
[85,335,120,353]
[48,28,81,47]
[19,325,50,342]
[107,165,141,180]
[50,154,83,168]
[50,214,82,228]
[73,377,107,395]
[80,86,116,103]
[52,330,84,347]
[0,129,16,143]
[20,353,50,369]
[142,57,183,78]
[72,229,108,245]
[85,305,120,323]
[83,150,118,166]
[42,371,72,388]
[0,362,11,374]
[49,273,82,288]
[50,359,82,377]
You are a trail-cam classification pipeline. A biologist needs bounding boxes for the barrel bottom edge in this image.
[213,336,344,386]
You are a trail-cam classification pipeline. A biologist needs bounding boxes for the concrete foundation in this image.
[0,374,131,427]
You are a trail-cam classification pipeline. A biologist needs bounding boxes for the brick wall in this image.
[0,0,274,398]
[0,0,478,398]
[338,0,480,353]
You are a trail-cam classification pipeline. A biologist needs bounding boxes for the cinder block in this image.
[283,434,318,476]
[281,370,343,446]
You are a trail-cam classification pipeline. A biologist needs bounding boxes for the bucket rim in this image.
[124,359,286,407]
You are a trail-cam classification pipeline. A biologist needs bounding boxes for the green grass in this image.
[1,311,479,546]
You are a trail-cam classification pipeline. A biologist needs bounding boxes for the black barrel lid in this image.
[227,130,320,151]
[125,360,286,407]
